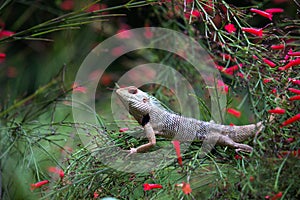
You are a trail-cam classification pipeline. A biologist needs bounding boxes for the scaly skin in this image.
[116,86,264,155]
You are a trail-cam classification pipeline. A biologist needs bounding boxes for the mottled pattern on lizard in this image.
[116,86,264,155]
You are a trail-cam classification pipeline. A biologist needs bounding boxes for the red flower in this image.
[86,4,101,12]
[0,53,6,63]
[93,191,99,198]
[227,108,241,118]
[280,113,300,127]
[263,58,276,67]
[279,58,300,70]
[263,78,272,84]
[286,138,294,143]
[48,167,64,179]
[143,183,163,191]
[241,27,263,37]
[224,23,236,34]
[144,26,153,39]
[229,123,235,126]
[270,192,282,200]
[0,53,6,58]
[270,44,285,50]
[60,0,74,11]
[217,80,229,93]
[172,140,182,166]
[182,182,192,194]
[175,182,192,195]
[30,180,49,191]
[191,10,202,18]
[288,88,300,95]
[249,176,255,182]
[289,78,300,85]
[119,127,129,132]
[72,82,87,93]
[0,30,15,38]
[288,51,300,57]
[117,25,132,39]
[234,154,243,160]
[250,8,273,20]
[220,53,236,62]
[289,95,300,101]
[268,108,286,114]
[224,64,242,75]
[265,8,284,13]
[111,46,125,57]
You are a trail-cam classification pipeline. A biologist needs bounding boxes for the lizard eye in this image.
[128,87,138,94]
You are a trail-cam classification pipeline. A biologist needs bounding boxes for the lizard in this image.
[116,86,264,155]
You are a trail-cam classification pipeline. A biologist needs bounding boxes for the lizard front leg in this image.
[128,122,156,155]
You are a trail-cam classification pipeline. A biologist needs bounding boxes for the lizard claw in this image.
[124,148,137,158]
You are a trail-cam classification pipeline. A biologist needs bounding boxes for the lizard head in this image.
[116,86,151,117]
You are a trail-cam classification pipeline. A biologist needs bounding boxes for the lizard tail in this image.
[229,121,264,142]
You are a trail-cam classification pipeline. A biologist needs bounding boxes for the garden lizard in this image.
[116,86,264,155]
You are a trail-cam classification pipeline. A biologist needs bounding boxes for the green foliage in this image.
[0,0,299,199]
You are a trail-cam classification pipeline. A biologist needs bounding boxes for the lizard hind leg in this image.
[218,135,253,153]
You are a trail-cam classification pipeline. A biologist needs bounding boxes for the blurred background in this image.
[0,0,299,199]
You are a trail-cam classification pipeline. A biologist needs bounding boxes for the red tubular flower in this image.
[234,154,242,160]
[93,192,99,198]
[227,108,241,118]
[280,58,300,70]
[217,80,229,93]
[280,113,300,127]
[60,0,74,11]
[263,78,272,84]
[0,53,6,58]
[263,58,276,67]
[48,167,64,178]
[172,140,182,166]
[0,30,15,38]
[268,108,286,114]
[143,183,163,191]
[250,8,273,20]
[289,78,300,85]
[144,26,153,39]
[270,44,284,50]
[224,64,242,75]
[270,192,282,200]
[30,180,49,191]
[241,27,263,37]
[288,51,300,57]
[72,82,87,93]
[289,95,300,101]
[119,127,129,132]
[0,53,6,63]
[220,53,236,62]
[286,138,294,143]
[288,88,300,95]
[86,4,101,12]
[191,10,202,18]
[182,182,192,194]
[224,23,236,34]
[265,8,284,13]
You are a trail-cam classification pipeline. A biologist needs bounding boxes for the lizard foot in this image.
[235,144,253,153]
[124,148,138,158]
